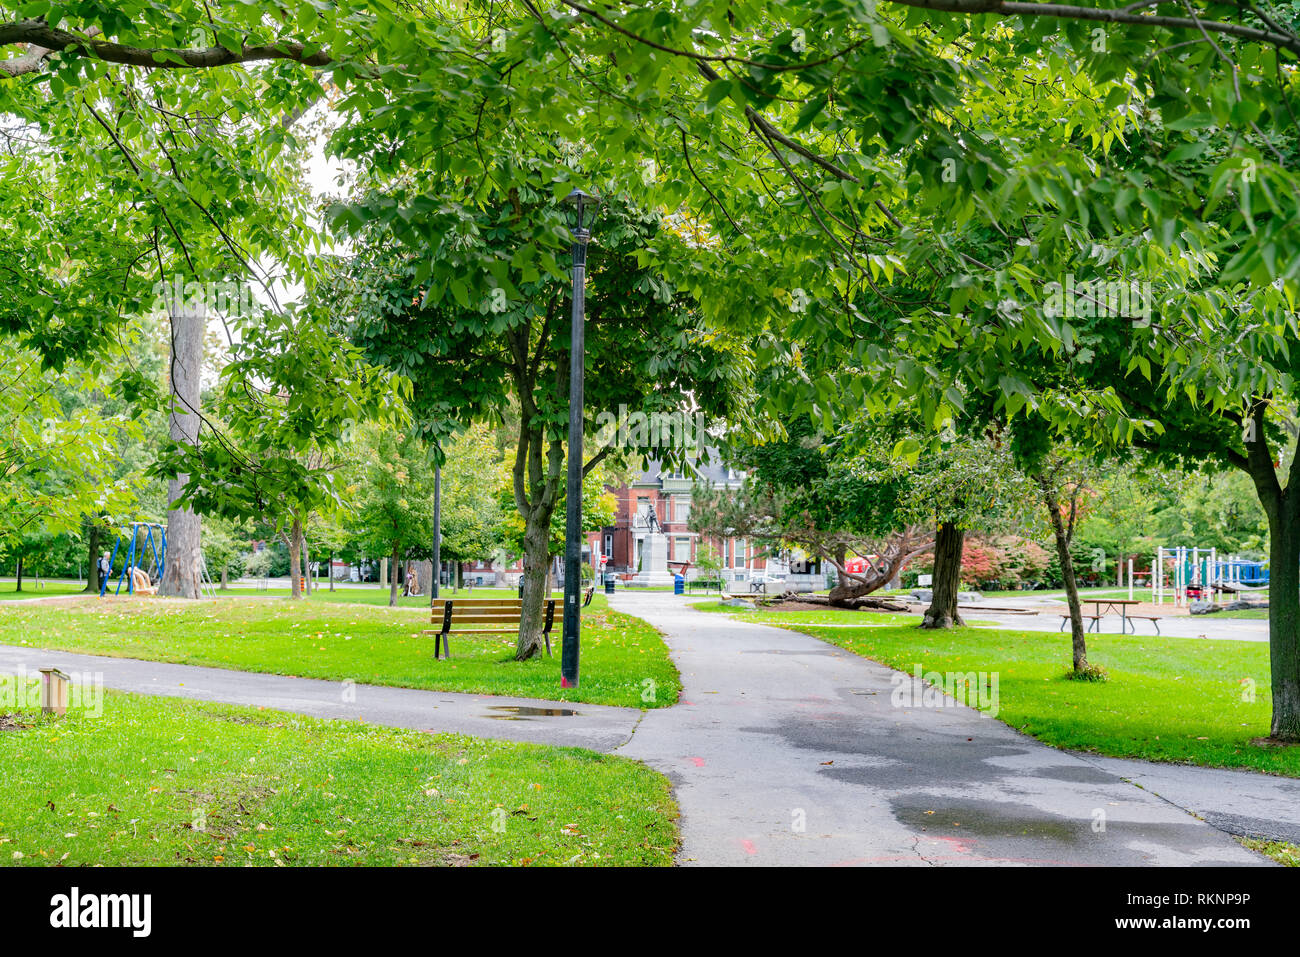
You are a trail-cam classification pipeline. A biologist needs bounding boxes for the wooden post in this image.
[40,668,69,716]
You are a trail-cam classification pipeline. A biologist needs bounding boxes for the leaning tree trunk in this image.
[158,298,204,599]
[515,510,554,660]
[288,517,304,600]
[83,519,103,594]
[388,544,400,607]
[1042,486,1089,673]
[921,522,965,629]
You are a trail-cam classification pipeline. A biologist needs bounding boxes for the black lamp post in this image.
[432,458,440,601]
[561,188,597,688]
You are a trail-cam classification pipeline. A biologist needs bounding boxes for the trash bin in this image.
[673,573,684,595]
[604,575,615,595]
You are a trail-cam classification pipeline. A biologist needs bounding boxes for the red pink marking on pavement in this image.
[688,756,706,767]
[741,839,758,855]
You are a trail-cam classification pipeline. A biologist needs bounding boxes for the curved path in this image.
[611,593,1271,866]
[0,645,640,752]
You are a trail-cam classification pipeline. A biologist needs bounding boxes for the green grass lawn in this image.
[1207,607,1271,619]
[0,687,676,866]
[0,581,88,600]
[713,608,1295,776]
[0,595,679,709]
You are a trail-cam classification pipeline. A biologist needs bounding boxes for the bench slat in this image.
[439,614,524,623]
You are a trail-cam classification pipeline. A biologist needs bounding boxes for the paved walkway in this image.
[1,594,1294,865]
[0,645,639,752]
[611,593,1275,866]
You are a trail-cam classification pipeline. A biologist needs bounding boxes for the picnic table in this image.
[1060,598,1153,634]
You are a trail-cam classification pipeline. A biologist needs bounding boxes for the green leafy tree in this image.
[353,425,439,607]
[335,193,749,658]
[154,309,406,599]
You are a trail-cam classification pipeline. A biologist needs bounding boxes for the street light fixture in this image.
[561,187,598,688]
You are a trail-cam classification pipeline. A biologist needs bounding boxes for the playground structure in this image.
[99,522,166,597]
[1148,546,1269,606]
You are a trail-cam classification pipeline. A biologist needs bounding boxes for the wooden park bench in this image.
[425,598,555,660]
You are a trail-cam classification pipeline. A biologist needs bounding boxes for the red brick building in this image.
[599,458,771,583]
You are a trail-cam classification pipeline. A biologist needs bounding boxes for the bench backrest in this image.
[430,598,554,634]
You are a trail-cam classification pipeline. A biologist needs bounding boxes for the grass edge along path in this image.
[0,596,680,710]
[697,604,1297,778]
[0,687,678,867]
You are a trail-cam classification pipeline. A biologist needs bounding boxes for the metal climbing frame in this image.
[99,523,167,596]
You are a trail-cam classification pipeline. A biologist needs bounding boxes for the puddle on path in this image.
[484,705,581,721]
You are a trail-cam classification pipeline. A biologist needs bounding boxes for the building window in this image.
[604,533,613,558]
[676,499,690,523]
[675,537,690,562]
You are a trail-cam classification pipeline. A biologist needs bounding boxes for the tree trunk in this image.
[84,519,103,594]
[921,522,965,629]
[1266,503,1300,740]
[302,539,312,596]
[389,545,400,607]
[289,517,304,600]
[516,510,553,660]
[1042,485,1089,673]
[158,299,204,599]
[328,551,335,592]
[15,555,22,592]
[220,566,228,590]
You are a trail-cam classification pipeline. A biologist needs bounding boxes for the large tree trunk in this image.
[288,517,304,600]
[388,544,400,607]
[921,522,965,629]
[84,519,103,594]
[1042,484,1089,673]
[158,299,204,599]
[328,551,335,592]
[516,509,554,660]
[1264,499,1300,739]
[1232,405,1300,739]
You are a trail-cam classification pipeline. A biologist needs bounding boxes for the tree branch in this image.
[0,19,332,77]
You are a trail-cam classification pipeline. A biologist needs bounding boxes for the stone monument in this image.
[633,503,676,586]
